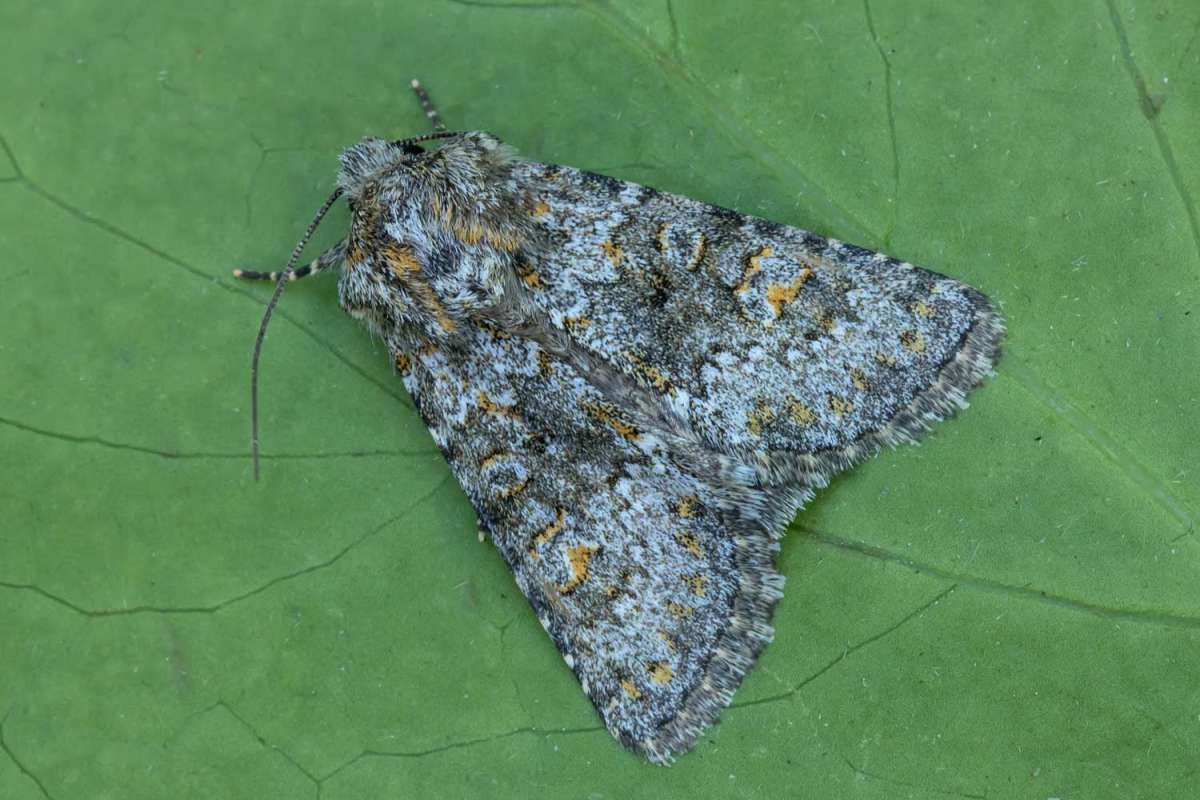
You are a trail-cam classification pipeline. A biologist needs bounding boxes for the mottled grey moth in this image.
[236,80,1003,764]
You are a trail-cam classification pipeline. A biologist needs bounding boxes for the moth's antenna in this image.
[250,186,344,481]
[391,130,468,150]
[410,79,447,131]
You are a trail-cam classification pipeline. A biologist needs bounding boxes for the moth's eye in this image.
[397,142,425,157]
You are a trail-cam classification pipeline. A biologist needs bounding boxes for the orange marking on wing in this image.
[431,195,522,251]
[584,401,640,441]
[479,449,510,469]
[675,495,699,518]
[829,396,854,416]
[648,661,674,685]
[786,397,816,426]
[624,351,675,395]
[686,233,708,271]
[765,266,814,317]
[850,367,870,391]
[654,222,670,254]
[747,401,776,435]
[477,391,521,419]
[563,315,593,330]
[536,349,554,375]
[514,254,543,289]
[674,531,704,558]
[900,330,927,354]
[667,601,693,617]
[499,478,530,499]
[735,246,773,294]
[382,243,457,334]
[528,508,567,559]
[601,240,624,267]
[348,183,381,263]
[559,544,597,594]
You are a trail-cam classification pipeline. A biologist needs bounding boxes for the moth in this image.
[236,81,1003,764]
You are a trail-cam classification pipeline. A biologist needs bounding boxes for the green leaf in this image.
[2,0,1197,798]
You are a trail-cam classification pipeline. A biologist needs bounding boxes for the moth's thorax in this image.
[335,132,542,342]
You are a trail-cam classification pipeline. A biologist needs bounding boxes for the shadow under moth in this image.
[236,81,1003,764]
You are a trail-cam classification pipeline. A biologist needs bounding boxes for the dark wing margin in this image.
[633,506,782,764]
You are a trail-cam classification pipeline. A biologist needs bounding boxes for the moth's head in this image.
[335,131,515,200]
[336,131,541,343]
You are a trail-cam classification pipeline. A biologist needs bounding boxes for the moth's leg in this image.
[409,79,447,132]
[233,238,347,282]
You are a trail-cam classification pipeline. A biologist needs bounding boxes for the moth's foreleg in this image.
[233,238,347,282]
[409,78,447,132]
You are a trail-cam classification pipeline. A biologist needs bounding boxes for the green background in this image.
[2,0,1198,797]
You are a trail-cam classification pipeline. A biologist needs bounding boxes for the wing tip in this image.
[745,290,1005,532]
[619,520,785,766]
